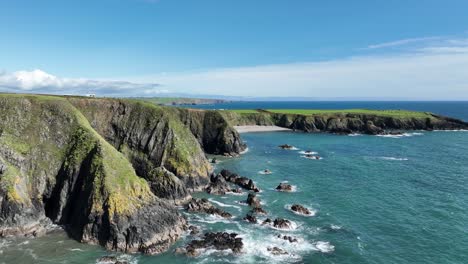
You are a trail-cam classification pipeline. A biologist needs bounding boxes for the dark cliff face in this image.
[287,114,468,134]
[178,109,246,156]
[0,95,245,254]
[223,111,468,134]
[68,98,214,202]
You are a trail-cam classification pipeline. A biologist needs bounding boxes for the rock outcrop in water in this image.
[291,204,312,216]
[185,198,232,218]
[0,94,246,254]
[179,232,243,257]
[276,183,293,192]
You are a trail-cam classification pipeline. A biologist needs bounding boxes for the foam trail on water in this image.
[380,157,409,161]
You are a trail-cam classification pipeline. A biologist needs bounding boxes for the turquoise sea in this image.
[1,102,468,264]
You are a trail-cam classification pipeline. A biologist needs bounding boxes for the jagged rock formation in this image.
[0,94,245,254]
[184,198,232,218]
[221,111,468,134]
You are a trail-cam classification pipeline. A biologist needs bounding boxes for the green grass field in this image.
[229,109,433,118]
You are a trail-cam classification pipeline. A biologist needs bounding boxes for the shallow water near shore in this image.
[2,129,468,264]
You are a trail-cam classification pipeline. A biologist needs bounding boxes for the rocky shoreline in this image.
[2,94,468,260]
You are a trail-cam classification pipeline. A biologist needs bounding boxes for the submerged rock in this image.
[250,207,268,215]
[291,204,312,215]
[185,198,232,218]
[188,225,200,235]
[277,234,298,243]
[243,214,257,224]
[267,246,288,255]
[96,256,129,264]
[184,232,243,257]
[276,183,293,192]
[279,144,295,150]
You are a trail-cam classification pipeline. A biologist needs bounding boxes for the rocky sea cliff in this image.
[1,94,468,256]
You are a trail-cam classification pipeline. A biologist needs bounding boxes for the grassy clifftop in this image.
[230,109,434,118]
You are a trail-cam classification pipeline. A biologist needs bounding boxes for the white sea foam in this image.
[232,232,315,263]
[313,241,335,253]
[348,133,362,137]
[376,132,424,138]
[301,155,323,160]
[208,198,242,211]
[18,240,30,245]
[69,248,84,252]
[330,224,342,230]
[240,147,249,154]
[298,150,318,155]
[380,157,409,161]
[192,214,235,224]
[433,129,468,132]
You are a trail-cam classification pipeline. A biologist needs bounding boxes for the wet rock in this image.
[211,158,218,164]
[219,169,260,192]
[96,256,129,264]
[277,234,298,243]
[267,247,288,255]
[188,225,200,235]
[246,193,261,208]
[291,204,312,215]
[184,232,243,257]
[250,207,267,215]
[262,218,272,225]
[185,198,232,218]
[243,214,257,223]
[279,144,295,150]
[273,218,292,229]
[206,173,231,195]
[276,183,293,192]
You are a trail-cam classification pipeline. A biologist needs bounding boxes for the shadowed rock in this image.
[268,247,288,255]
[291,204,312,215]
[273,218,293,229]
[277,234,298,243]
[243,214,257,224]
[219,169,260,192]
[276,183,293,192]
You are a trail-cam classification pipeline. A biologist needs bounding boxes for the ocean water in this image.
[1,102,468,264]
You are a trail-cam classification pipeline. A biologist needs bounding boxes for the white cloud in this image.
[366,37,440,49]
[126,37,468,100]
[0,69,166,96]
[3,36,468,100]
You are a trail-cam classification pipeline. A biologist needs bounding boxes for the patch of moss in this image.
[0,133,31,155]
[0,161,24,204]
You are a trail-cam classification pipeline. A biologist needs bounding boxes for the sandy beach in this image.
[234,125,292,133]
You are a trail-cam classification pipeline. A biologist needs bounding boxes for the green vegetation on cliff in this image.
[230,109,434,119]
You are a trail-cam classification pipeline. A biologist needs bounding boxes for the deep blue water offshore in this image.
[1,102,467,264]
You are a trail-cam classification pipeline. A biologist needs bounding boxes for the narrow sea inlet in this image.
[2,129,468,264]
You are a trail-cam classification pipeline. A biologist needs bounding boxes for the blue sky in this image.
[1,0,468,99]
